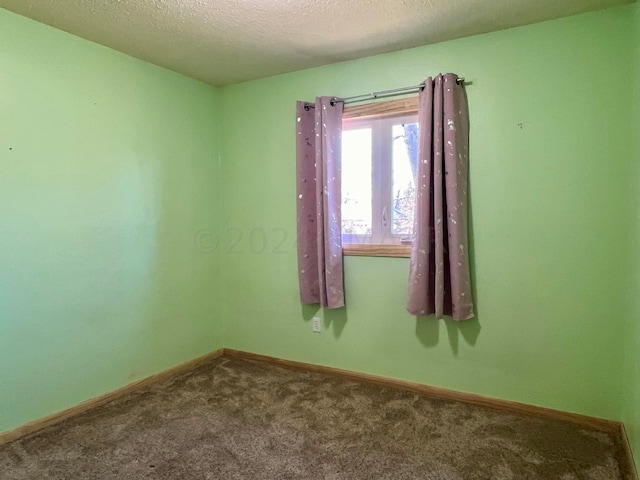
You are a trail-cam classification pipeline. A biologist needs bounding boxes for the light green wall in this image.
[0,9,222,433]
[623,3,640,472]
[220,4,636,423]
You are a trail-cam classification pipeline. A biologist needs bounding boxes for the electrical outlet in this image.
[312,317,322,333]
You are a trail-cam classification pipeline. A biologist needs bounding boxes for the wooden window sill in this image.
[343,244,411,258]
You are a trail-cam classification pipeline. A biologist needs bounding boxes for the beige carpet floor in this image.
[0,355,634,479]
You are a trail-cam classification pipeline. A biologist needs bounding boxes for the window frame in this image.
[341,97,419,258]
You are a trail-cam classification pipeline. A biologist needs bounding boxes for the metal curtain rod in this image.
[330,77,465,106]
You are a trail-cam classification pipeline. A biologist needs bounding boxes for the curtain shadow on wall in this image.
[301,304,320,322]
[414,317,481,355]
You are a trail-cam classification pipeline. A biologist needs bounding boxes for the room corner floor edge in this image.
[0,348,225,446]
[222,348,638,480]
[1,346,637,479]
[621,423,640,480]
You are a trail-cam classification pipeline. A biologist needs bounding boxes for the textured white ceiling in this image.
[0,0,633,86]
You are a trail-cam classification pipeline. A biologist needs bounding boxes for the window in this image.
[341,97,419,257]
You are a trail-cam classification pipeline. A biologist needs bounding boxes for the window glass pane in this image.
[342,128,372,236]
[392,123,418,235]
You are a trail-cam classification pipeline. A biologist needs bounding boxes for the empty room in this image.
[0,0,639,478]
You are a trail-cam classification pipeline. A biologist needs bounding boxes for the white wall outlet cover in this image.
[312,317,322,333]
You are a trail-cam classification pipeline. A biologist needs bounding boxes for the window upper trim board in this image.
[342,97,418,121]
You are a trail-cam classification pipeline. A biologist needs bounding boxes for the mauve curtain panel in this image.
[407,74,474,321]
[296,97,345,309]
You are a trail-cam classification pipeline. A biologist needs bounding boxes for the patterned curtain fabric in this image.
[296,97,345,309]
[407,74,474,321]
